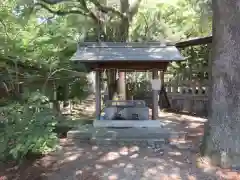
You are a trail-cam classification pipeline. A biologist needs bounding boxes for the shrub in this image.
[0,92,58,161]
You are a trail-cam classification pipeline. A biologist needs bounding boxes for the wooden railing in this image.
[164,78,209,116]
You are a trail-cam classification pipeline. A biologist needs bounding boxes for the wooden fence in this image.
[164,77,209,116]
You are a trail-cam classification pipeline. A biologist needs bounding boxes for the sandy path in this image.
[39,112,239,180]
[1,111,240,180]
[40,140,216,180]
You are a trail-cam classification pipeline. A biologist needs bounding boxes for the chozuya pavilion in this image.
[71,42,184,128]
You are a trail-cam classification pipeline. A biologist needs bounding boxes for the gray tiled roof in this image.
[70,42,185,62]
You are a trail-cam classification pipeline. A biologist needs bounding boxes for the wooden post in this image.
[146,70,149,81]
[159,70,165,108]
[95,70,101,120]
[118,71,126,100]
[165,76,169,93]
[160,71,164,86]
[207,43,212,116]
[152,69,159,120]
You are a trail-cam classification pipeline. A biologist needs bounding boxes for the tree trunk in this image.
[100,0,141,101]
[53,83,61,115]
[204,1,240,168]
[104,0,130,101]
[116,0,130,100]
[158,71,171,109]
[107,69,117,100]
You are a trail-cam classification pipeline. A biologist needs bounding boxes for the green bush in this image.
[0,92,58,161]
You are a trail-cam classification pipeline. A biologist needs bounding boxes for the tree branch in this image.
[37,0,108,39]
[76,0,107,40]
[37,0,103,23]
[40,0,125,19]
[140,13,149,38]
[39,0,67,5]
[0,18,10,40]
[35,2,87,16]
[128,0,142,21]
[77,0,102,23]
[88,0,125,19]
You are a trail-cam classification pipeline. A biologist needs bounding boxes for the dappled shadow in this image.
[159,111,207,149]
[164,109,208,119]
[2,139,239,180]
[2,110,240,179]
[55,95,96,138]
[52,111,210,179]
[0,155,47,180]
[38,139,219,180]
[61,95,96,120]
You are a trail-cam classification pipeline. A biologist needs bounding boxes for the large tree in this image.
[31,0,142,100]
[203,1,240,168]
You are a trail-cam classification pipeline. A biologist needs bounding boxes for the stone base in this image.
[67,124,185,147]
[91,138,166,147]
[93,120,164,128]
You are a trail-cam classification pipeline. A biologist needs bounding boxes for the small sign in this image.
[151,79,162,90]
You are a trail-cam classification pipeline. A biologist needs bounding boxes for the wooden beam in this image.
[89,61,169,71]
[207,43,212,116]
[95,70,101,120]
[152,69,159,120]
[176,36,212,48]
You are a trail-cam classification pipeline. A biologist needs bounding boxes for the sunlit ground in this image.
[1,111,240,180]
[41,141,215,180]
[1,96,238,180]
[38,109,238,180]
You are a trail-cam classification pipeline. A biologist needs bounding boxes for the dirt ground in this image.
[1,112,240,180]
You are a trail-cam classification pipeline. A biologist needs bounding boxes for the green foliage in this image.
[0,0,212,161]
[0,92,58,161]
[130,0,211,42]
[126,72,151,97]
[68,77,89,100]
[167,44,209,82]
[129,0,211,82]
[0,0,90,102]
[0,0,212,97]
